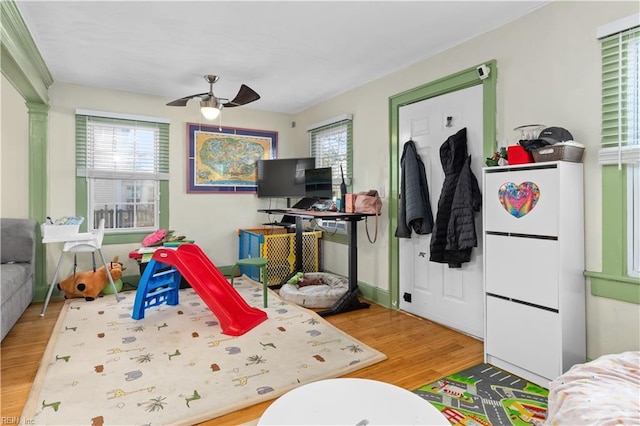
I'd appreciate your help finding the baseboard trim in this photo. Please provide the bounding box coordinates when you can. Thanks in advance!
[357,282,391,308]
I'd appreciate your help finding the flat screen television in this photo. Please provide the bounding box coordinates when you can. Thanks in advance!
[256,157,315,198]
[305,167,333,199]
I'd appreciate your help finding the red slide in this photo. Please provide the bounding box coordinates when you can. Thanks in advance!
[152,244,267,336]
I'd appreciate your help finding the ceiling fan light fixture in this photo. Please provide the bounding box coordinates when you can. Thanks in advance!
[200,98,221,120]
[167,75,259,116]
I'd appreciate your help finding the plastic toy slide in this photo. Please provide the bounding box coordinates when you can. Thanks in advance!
[148,244,267,336]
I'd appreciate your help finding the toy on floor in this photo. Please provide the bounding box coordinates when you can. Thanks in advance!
[288,272,324,287]
[57,256,125,301]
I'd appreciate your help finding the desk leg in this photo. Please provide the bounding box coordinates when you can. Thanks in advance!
[318,218,370,317]
[295,216,303,272]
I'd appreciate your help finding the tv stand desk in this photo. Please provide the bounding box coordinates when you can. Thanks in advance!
[258,208,372,317]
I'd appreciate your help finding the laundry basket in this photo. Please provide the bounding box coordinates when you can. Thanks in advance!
[532,142,585,163]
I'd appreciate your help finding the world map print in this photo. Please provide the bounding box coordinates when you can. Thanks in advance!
[195,131,270,187]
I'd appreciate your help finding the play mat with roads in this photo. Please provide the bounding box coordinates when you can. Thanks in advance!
[414,363,548,426]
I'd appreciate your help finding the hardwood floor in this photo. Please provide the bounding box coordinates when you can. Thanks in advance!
[1,296,483,425]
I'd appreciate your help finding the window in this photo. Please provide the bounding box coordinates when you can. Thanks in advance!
[308,115,353,234]
[589,15,640,302]
[600,24,640,163]
[309,114,353,198]
[600,23,640,277]
[76,110,169,235]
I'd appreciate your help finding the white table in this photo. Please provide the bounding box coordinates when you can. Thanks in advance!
[258,378,449,426]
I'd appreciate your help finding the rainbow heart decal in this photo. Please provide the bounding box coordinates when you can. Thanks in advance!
[498,181,540,218]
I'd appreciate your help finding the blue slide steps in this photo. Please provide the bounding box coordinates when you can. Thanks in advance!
[132,259,182,320]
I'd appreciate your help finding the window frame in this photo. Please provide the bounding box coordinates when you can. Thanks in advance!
[75,110,170,245]
[629,164,640,277]
[587,16,640,304]
[628,32,640,278]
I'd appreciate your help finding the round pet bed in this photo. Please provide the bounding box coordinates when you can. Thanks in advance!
[279,272,348,308]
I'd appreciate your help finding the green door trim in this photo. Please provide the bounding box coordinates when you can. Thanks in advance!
[387,61,497,310]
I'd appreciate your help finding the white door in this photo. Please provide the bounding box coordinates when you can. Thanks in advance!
[398,84,484,339]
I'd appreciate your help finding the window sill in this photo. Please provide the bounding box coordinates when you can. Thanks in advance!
[585,270,640,304]
[103,232,149,245]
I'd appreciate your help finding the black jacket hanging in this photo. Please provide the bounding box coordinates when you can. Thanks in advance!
[395,140,434,238]
[429,128,481,268]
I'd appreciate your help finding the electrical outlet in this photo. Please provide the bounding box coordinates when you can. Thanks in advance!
[378,185,385,198]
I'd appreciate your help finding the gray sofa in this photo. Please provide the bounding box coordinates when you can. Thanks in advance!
[1,218,37,341]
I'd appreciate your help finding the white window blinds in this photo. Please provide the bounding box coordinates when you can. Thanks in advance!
[599,23,640,166]
[76,114,170,180]
[308,114,353,190]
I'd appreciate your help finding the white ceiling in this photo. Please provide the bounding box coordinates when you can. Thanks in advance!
[16,1,548,114]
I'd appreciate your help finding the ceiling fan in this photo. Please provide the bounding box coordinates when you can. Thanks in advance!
[166,75,260,120]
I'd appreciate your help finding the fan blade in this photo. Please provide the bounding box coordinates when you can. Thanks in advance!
[223,84,260,108]
[166,92,209,107]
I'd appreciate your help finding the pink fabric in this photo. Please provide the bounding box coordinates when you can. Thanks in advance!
[142,229,167,247]
[546,351,640,425]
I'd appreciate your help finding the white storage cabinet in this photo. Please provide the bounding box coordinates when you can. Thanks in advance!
[482,161,586,387]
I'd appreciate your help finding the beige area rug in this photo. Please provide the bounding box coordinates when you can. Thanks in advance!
[22,276,386,425]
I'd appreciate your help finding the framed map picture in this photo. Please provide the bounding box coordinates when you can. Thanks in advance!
[187,123,277,193]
